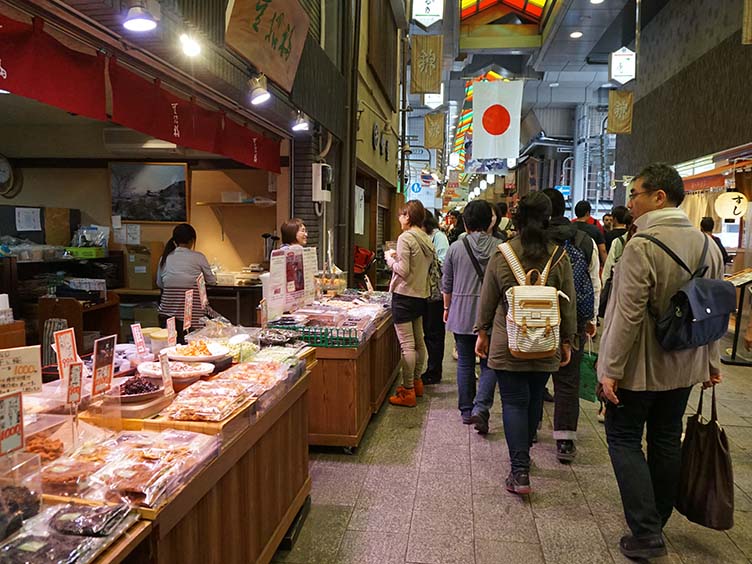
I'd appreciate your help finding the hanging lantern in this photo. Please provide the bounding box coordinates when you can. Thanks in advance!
[715,191,749,219]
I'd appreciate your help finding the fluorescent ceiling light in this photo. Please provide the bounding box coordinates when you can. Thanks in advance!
[123,4,157,32]
[249,74,271,106]
[570,31,583,39]
[590,0,605,4]
[180,34,201,57]
[480,180,488,191]
[292,113,309,132]
[486,174,495,184]
[549,82,560,88]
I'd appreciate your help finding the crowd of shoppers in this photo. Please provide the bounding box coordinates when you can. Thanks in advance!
[384,162,729,560]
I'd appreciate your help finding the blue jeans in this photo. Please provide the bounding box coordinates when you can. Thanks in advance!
[454,334,496,419]
[497,370,549,473]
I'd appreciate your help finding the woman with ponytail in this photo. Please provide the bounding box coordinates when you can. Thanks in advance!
[474,192,577,496]
[157,223,216,338]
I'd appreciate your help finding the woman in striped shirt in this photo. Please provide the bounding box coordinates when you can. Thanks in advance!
[157,223,216,339]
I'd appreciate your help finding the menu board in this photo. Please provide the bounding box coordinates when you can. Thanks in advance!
[0,345,42,394]
[0,391,23,455]
[54,328,77,384]
[92,335,116,397]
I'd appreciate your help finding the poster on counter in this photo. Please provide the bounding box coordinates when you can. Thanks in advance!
[66,362,82,406]
[267,249,287,321]
[184,290,194,330]
[54,328,78,385]
[0,345,42,394]
[92,335,116,397]
[197,272,209,308]
[0,391,22,455]
[284,246,305,311]
[303,247,318,305]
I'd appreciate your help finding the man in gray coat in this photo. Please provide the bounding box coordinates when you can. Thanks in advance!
[598,163,724,560]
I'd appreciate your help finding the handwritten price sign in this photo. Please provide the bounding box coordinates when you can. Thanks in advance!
[167,317,177,347]
[159,353,174,396]
[0,391,23,455]
[66,363,82,406]
[131,323,147,356]
[184,290,194,331]
[0,345,42,394]
[54,328,77,384]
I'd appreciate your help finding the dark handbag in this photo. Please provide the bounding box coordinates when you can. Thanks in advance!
[634,234,736,351]
[675,386,734,530]
[462,236,485,282]
[579,337,598,403]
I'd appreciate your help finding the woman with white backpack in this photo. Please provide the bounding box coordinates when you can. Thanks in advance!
[475,192,577,495]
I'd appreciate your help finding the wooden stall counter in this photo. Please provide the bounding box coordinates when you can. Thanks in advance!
[307,313,400,448]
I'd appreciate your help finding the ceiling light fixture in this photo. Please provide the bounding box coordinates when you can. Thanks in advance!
[0,90,9,95]
[590,0,605,4]
[248,74,271,106]
[480,180,488,191]
[179,34,201,57]
[549,82,560,88]
[570,31,583,39]
[474,187,481,196]
[292,113,310,132]
[486,174,495,184]
[123,1,157,32]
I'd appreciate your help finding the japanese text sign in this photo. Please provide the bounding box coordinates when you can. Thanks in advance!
[184,290,194,331]
[54,328,77,385]
[197,272,208,308]
[0,391,23,455]
[131,323,148,356]
[159,353,174,396]
[92,335,116,397]
[0,345,42,394]
[167,317,177,347]
[226,0,311,92]
[66,362,82,406]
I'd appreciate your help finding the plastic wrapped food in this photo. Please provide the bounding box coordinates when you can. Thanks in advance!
[25,435,65,463]
[0,533,93,564]
[163,380,255,422]
[1,486,40,520]
[49,504,130,537]
[218,362,287,392]
[41,459,103,496]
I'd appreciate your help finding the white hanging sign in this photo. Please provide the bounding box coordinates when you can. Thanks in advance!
[715,192,749,219]
[412,0,444,27]
[609,47,636,85]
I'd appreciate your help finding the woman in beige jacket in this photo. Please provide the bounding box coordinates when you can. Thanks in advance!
[385,200,436,407]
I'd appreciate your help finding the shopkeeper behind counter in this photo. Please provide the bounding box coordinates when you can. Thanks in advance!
[280,218,308,248]
[157,223,216,338]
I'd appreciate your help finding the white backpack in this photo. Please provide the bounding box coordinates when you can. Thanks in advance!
[499,243,568,359]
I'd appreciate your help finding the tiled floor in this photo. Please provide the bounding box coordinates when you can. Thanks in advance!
[274,335,752,563]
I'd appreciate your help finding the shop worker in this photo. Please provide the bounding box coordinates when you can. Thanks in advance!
[280,218,308,248]
[157,223,216,339]
[598,163,723,560]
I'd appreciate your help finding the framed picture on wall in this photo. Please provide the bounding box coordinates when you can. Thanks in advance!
[110,162,188,223]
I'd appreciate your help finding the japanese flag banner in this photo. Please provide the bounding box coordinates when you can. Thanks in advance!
[472,81,524,160]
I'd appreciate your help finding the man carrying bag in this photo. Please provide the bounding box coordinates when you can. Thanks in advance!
[598,163,726,560]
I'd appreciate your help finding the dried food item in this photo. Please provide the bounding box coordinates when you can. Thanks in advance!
[119,376,159,396]
[41,460,102,495]
[175,341,211,357]
[25,434,65,462]
[137,361,214,379]
[0,506,23,541]
[0,533,92,564]
[1,485,40,519]
[164,380,254,422]
[49,503,130,537]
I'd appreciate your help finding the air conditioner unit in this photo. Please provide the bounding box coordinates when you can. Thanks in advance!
[312,163,332,202]
[103,127,181,154]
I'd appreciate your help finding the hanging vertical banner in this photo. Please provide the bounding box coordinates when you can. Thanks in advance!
[424,113,446,149]
[744,0,752,45]
[225,0,311,92]
[607,90,634,134]
[411,35,443,94]
[472,81,523,160]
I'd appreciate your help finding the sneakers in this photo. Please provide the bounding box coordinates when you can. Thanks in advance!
[389,386,416,407]
[556,440,577,463]
[619,534,667,560]
[470,413,489,435]
[505,471,531,495]
[413,378,424,397]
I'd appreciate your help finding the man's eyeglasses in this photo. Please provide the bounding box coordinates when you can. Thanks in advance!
[628,189,657,201]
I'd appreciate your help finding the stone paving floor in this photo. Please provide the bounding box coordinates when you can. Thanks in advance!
[274,335,752,563]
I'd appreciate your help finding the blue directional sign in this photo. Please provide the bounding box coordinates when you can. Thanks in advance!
[410,182,422,194]
[554,185,571,198]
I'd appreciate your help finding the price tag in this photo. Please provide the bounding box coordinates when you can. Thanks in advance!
[54,328,77,384]
[184,290,194,331]
[92,335,116,397]
[197,273,208,308]
[66,363,82,406]
[159,353,174,396]
[131,323,147,356]
[0,345,42,394]
[0,390,23,455]
[167,318,177,347]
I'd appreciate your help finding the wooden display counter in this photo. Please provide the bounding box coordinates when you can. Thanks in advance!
[77,349,316,564]
[307,314,400,448]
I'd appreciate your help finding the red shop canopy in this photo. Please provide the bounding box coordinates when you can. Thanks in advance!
[0,14,281,173]
[0,15,106,121]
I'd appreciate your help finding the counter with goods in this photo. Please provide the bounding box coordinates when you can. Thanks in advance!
[0,321,317,564]
[269,290,400,448]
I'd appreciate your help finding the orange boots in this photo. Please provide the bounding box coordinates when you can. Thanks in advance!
[414,378,424,397]
[389,386,417,407]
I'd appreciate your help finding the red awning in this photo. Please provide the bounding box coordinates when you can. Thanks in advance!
[683,161,752,192]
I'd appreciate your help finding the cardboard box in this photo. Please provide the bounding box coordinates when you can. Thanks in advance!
[125,246,154,290]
